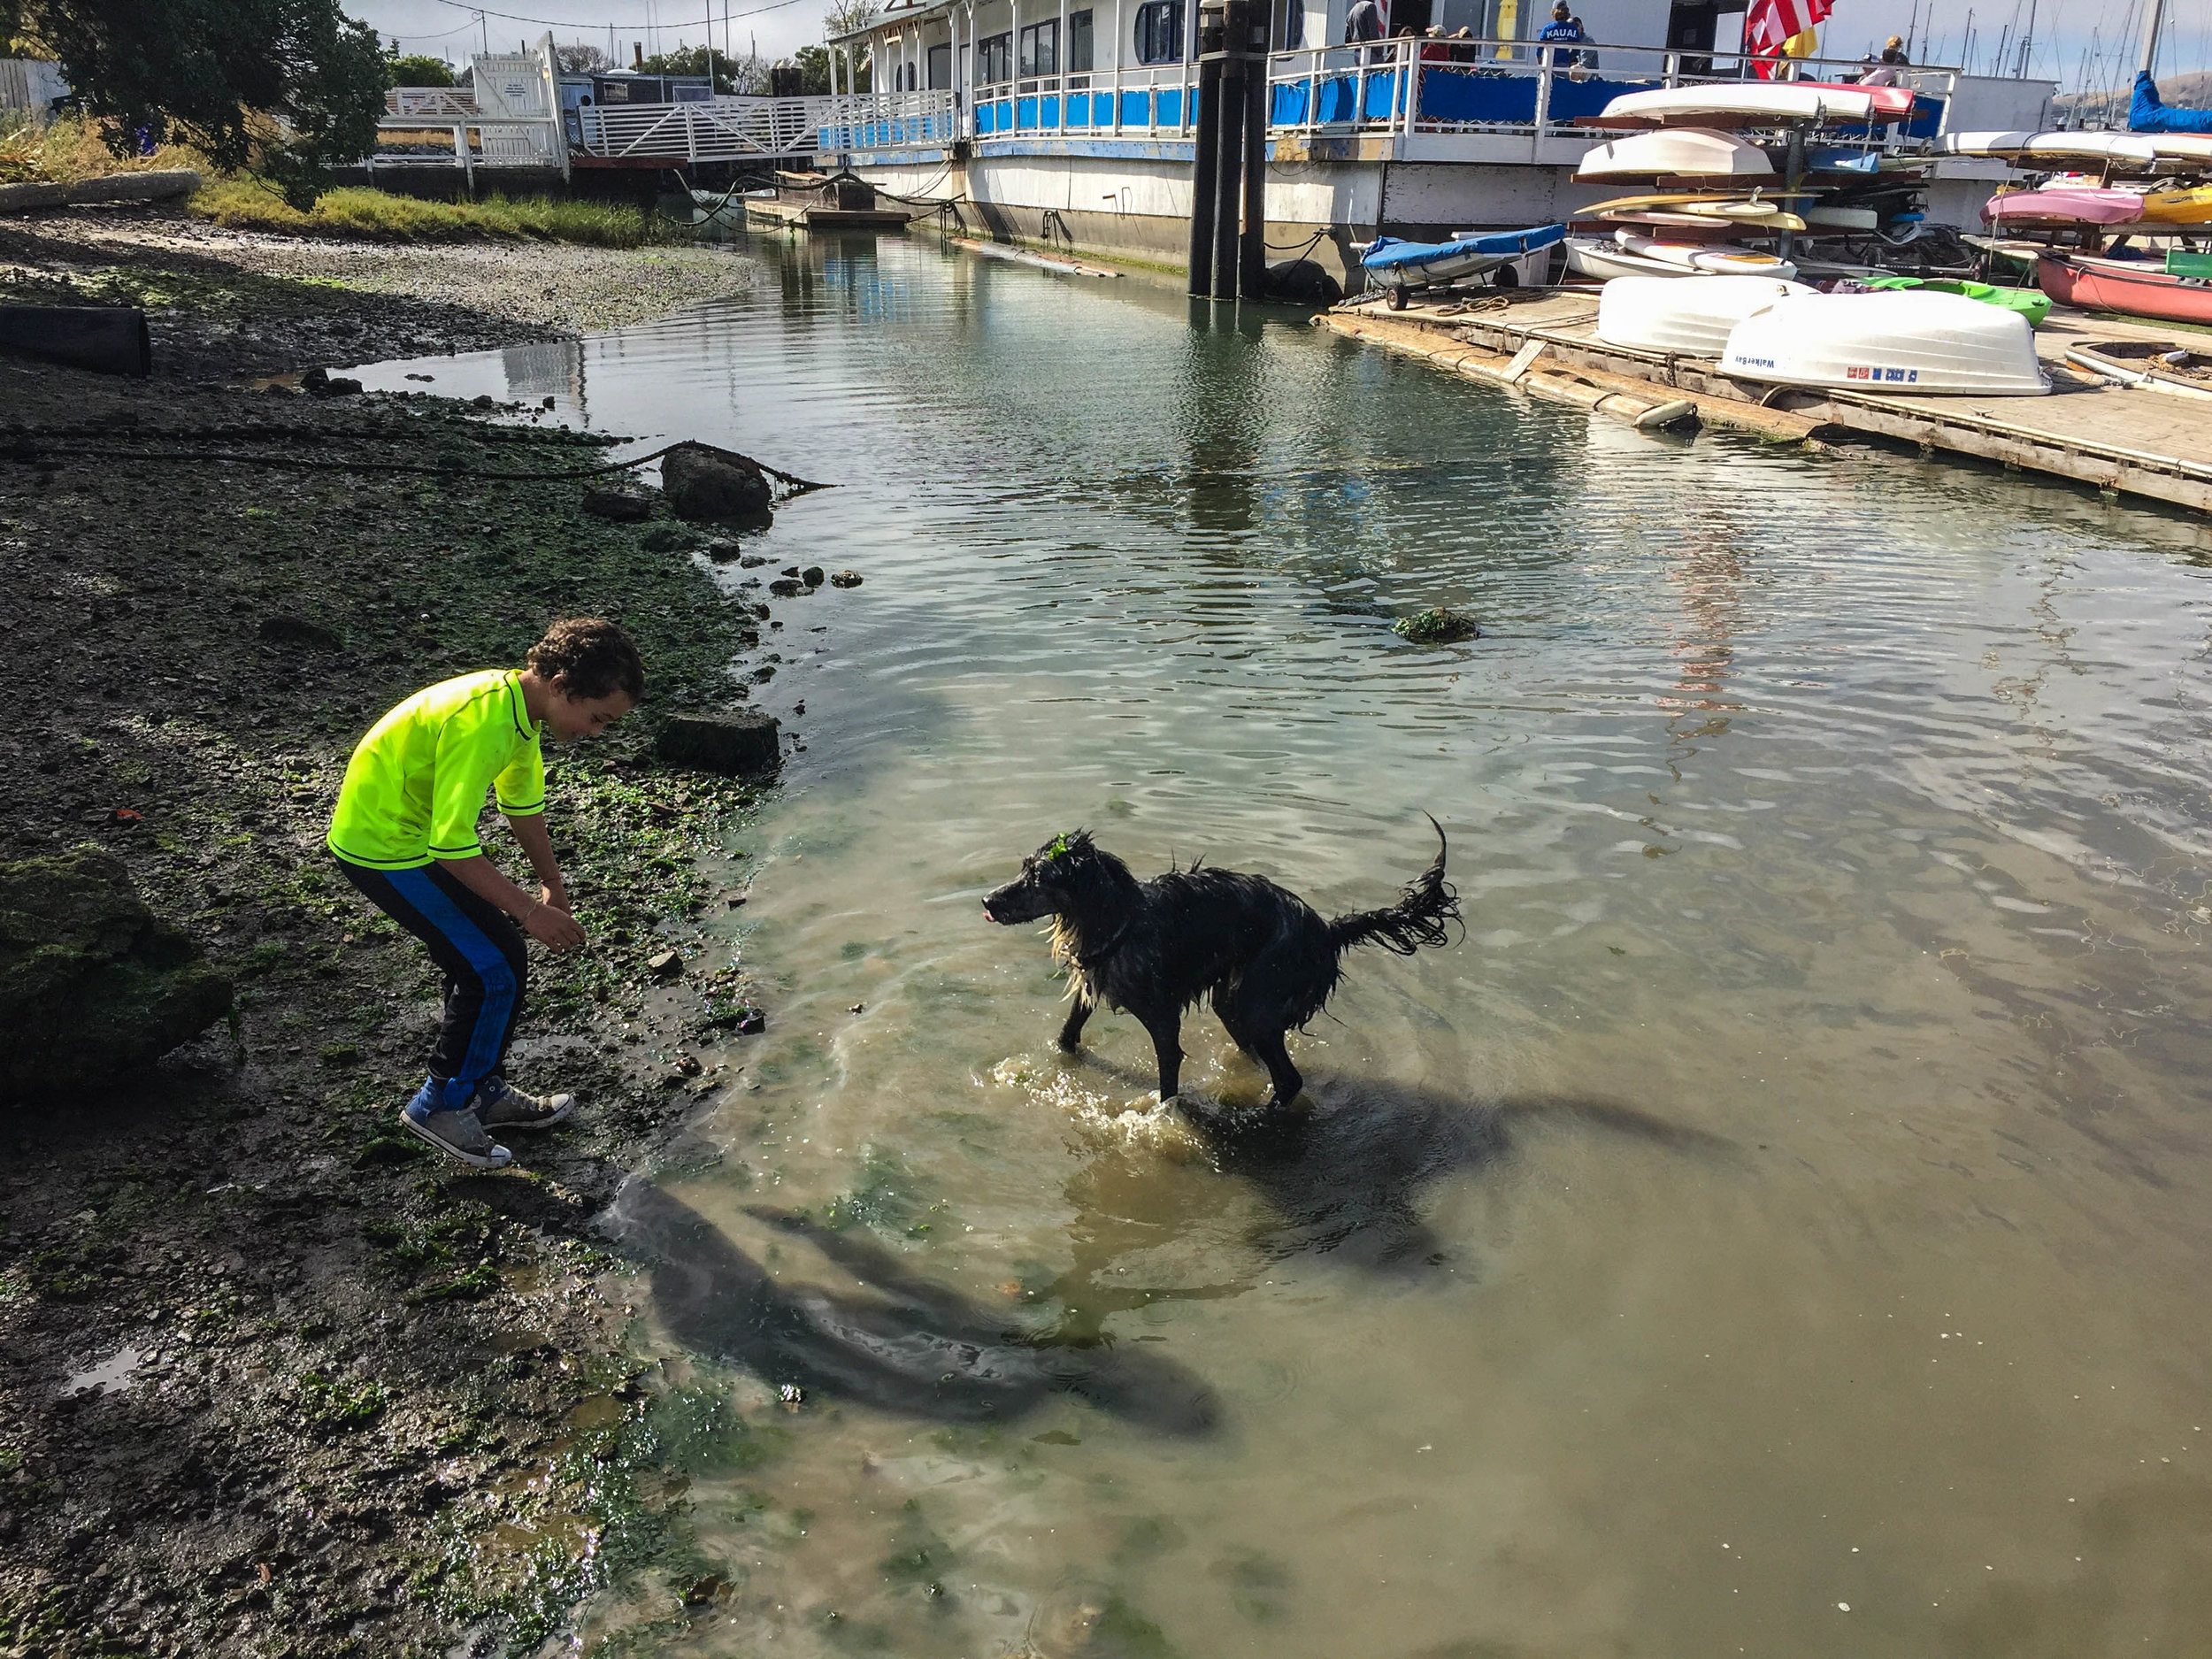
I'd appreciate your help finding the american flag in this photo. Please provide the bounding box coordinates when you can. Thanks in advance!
[1744,0,1834,59]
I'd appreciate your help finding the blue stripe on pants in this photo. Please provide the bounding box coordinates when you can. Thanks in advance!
[337,858,526,1113]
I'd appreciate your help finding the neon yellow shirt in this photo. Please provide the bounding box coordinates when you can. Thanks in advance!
[327,670,545,869]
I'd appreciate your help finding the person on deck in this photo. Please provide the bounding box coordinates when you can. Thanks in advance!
[1538,3,1589,69]
[1344,0,1386,61]
[1860,34,1909,85]
[326,618,641,1169]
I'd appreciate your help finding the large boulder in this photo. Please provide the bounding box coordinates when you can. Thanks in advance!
[655,711,781,775]
[0,848,234,1101]
[661,442,773,524]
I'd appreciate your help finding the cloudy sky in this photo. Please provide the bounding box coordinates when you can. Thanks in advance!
[343,0,2203,97]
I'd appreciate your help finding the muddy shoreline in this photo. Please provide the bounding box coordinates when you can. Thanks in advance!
[1,207,791,1655]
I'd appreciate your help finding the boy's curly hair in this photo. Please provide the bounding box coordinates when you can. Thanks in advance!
[527,618,645,702]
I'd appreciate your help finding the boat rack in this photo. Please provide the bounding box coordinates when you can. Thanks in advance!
[1318,289,2212,516]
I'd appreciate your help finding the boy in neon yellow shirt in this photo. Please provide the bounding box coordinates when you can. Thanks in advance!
[329,618,642,1168]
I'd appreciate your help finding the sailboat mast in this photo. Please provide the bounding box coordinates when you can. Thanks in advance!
[2140,0,2166,78]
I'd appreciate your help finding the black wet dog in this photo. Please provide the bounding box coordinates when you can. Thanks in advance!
[982,819,1460,1108]
[611,1182,1219,1435]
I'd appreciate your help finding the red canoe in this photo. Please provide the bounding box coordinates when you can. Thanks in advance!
[2038,250,2212,325]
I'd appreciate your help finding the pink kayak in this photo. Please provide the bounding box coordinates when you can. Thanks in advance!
[1793,81,1916,119]
[1984,187,2144,227]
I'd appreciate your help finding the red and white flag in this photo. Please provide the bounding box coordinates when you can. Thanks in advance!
[1744,0,1834,60]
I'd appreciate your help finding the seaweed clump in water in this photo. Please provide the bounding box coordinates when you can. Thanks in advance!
[1391,607,1482,645]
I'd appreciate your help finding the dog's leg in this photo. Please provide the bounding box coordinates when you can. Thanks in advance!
[1057,1000,1092,1052]
[1140,1012,1184,1105]
[1249,1025,1305,1111]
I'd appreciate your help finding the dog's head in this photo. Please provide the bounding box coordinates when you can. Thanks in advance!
[982,830,1109,925]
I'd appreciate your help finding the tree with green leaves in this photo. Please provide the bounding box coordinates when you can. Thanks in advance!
[384,52,455,89]
[0,0,386,208]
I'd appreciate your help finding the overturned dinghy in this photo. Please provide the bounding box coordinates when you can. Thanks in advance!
[1363,224,1563,308]
[1596,274,1813,357]
[1722,291,2051,396]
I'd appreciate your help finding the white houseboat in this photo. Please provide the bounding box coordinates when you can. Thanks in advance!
[818,0,2055,279]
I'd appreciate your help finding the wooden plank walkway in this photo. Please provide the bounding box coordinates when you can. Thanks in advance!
[1317,289,2212,514]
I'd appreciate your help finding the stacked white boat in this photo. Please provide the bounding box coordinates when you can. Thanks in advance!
[1565,81,1924,283]
[1568,81,2051,396]
[1594,274,2050,396]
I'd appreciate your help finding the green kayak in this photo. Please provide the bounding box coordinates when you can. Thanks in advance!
[1863,274,2053,328]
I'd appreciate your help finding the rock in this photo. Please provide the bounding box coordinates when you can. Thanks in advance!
[828,570,863,588]
[767,580,804,597]
[300,369,361,397]
[702,538,743,561]
[801,566,825,588]
[257,615,344,650]
[739,555,768,569]
[661,441,772,524]
[640,524,695,554]
[0,848,234,1102]
[471,394,495,410]
[654,711,781,776]
[322,378,363,397]
[648,949,683,980]
[581,487,654,522]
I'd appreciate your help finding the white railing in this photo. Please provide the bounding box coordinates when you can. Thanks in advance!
[371,117,564,176]
[816,87,958,151]
[571,95,839,160]
[940,37,1963,151]
[387,86,479,118]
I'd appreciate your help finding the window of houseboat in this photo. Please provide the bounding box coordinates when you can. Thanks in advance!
[1069,10,1095,72]
[977,30,1013,83]
[1018,19,1058,76]
[927,42,951,88]
[1133,0,1185,63]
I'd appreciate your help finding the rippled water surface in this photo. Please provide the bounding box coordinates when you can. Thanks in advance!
[357,235,2212,1656]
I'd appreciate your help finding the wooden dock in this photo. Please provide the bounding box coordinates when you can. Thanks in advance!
[741,196,913,229]
[1316,289,2212,515]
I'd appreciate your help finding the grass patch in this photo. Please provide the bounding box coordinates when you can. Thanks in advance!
[187,181,682,248]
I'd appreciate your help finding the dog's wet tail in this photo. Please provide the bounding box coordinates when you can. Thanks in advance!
[1325,815,1460,957]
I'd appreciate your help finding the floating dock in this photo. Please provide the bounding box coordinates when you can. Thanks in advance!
[741,196,913,229]
[1317,290,2212,515]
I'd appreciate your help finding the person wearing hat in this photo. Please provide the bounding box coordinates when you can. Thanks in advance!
[1537,0,1589,69]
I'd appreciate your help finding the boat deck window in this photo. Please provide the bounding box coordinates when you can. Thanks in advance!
[1069,10,1095,72]
[1019,20,1058,77]
[977,30,1012,84]
[1133,0,1185,64]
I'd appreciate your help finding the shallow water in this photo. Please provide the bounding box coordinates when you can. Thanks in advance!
[355,237,2212,1656]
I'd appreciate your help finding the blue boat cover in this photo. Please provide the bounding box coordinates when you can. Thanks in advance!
[1446,222,1566,255]
[1362,223,1563,271]
[2132,69,2212,134]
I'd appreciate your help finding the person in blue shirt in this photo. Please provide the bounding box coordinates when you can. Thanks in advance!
[1538,2,1589,67]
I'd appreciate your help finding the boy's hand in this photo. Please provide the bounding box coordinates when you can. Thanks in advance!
[540,879,572,915]
[523,901,588,953]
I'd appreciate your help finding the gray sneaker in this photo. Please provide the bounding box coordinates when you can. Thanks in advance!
[475,1078,574,1133]
[400,1105,514,1170]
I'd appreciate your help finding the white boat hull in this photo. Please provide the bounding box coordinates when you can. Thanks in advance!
[1603,83,1880,126]
[1721,291,2051,396]
[1595,274,1814,357]
[1573,128,1776,182]
[1566,236,1799,283]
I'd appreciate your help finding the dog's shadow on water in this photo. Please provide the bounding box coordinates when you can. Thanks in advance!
[608,1181,1222,1435]
[1065,1056,1739,1273]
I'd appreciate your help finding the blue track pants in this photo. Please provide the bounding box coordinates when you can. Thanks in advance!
[335,858,527,1112]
